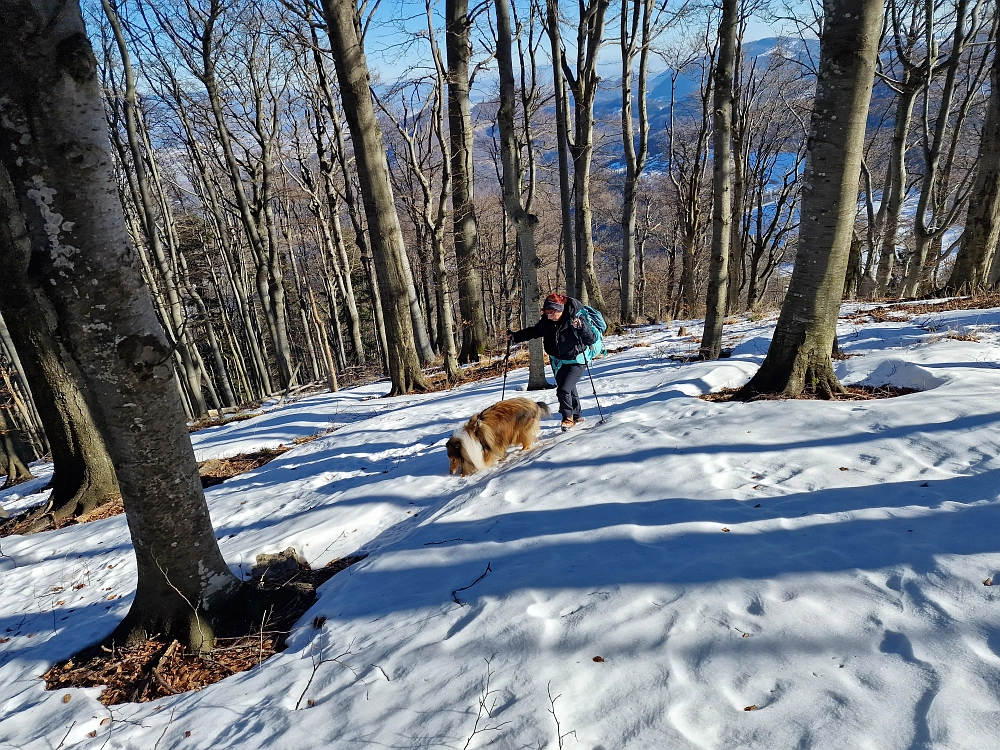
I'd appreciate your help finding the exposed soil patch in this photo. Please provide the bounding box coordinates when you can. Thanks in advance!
[701,384,920,403]
[42,554,366,705]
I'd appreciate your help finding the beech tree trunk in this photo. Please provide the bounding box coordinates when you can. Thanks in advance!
[446,0,490,362]
[545,0,577,297]
[496,0,549,390]
[949,49,1000,291]
[700,0,737,359]
[619,0,655,325]
[0,0,277,650]
[320,0,430,395]
[873,82,918,296]
[0,288,120,526]
[564,0,610,314]
[900,0,974,298]
[738,0,884,398]
[0,409,34,489]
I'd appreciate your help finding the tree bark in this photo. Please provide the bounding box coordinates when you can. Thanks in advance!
[446,0,490,362]
[738,0,884,398]
[0,285,120,526]
[0,0,278,649]
[700,0,738,359]
[496,0,549,391]
[320,0,430,395]
[619,0,655,325]
[564,0,610,314]
[873,82,918,296]
[545,0,577,297]
[900,0,973,298]
[949,49,1000,291]
[0,408,34,489]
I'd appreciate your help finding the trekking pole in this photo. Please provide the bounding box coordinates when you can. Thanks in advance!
[584,358,606,424]
[500,337,513,401]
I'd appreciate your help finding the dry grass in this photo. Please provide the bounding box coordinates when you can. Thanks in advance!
[945,329,981,342]
[842,292,1000,324]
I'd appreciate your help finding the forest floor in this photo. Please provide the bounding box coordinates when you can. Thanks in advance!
[3,297,1000,749]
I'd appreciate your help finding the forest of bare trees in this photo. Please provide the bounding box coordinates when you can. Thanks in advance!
[1,0,999,644]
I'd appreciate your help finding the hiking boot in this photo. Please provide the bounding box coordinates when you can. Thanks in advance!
[560,419,575,432]
[573,416,585,424]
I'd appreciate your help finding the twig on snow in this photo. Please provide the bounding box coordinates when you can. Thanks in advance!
[462,655,510,749]
[547,682,577,750]
[451,562,492,606]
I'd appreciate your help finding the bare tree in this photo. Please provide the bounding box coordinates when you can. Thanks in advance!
[447,0,491,362]
[900,0,988,296]
[619,0,663,324]
[949,38,1000,290]
[700,0,738,358]
[0,0,281,649]
[738,0,885,397]
[496,0,550,390]
[320,0,430,394]
[666,49,713,318]
[563,0,611,313]
[544,0,577,296]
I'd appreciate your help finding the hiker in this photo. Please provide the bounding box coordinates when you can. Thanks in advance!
[508,293,599,432]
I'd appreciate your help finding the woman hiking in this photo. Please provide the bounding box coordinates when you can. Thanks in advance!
[508,293,598,432]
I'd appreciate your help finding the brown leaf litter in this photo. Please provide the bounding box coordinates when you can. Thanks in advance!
[42,554,366,705]
[700,385,920,403]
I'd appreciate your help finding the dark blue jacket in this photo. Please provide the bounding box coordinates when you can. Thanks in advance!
[511,297,597,362]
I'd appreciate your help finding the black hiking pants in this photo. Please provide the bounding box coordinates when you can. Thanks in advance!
[555,363,585,421]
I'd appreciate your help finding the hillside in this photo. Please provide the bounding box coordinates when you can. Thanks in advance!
[2,301,1000,749]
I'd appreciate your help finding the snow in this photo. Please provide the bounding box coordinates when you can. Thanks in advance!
[3,305,1000,749]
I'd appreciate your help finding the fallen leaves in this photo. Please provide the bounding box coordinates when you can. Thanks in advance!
[985,577,993,586]
[744,705,757,711]
[42,555,367,705]
[592,656,605,663]
[721,528,731,533]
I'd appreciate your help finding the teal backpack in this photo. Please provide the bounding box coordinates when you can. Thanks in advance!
[552,306,607,372]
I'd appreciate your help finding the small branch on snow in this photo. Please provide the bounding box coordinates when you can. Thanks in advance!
[451,562,492,606]
[547,682,577,750]
[462,655,510,749]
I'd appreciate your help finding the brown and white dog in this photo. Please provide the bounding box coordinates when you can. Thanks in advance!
[447,398,551,476]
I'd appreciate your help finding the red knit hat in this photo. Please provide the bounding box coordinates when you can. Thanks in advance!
[543,293,567,312]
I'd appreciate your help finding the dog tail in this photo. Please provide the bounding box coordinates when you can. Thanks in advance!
[535,401,551,417]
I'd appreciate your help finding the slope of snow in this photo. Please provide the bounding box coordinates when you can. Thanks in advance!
[2,308,1000,749]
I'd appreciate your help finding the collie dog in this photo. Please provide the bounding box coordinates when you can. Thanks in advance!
[447,398,551,476]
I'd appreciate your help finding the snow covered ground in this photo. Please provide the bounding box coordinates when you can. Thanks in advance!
[3,304,1000,749]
